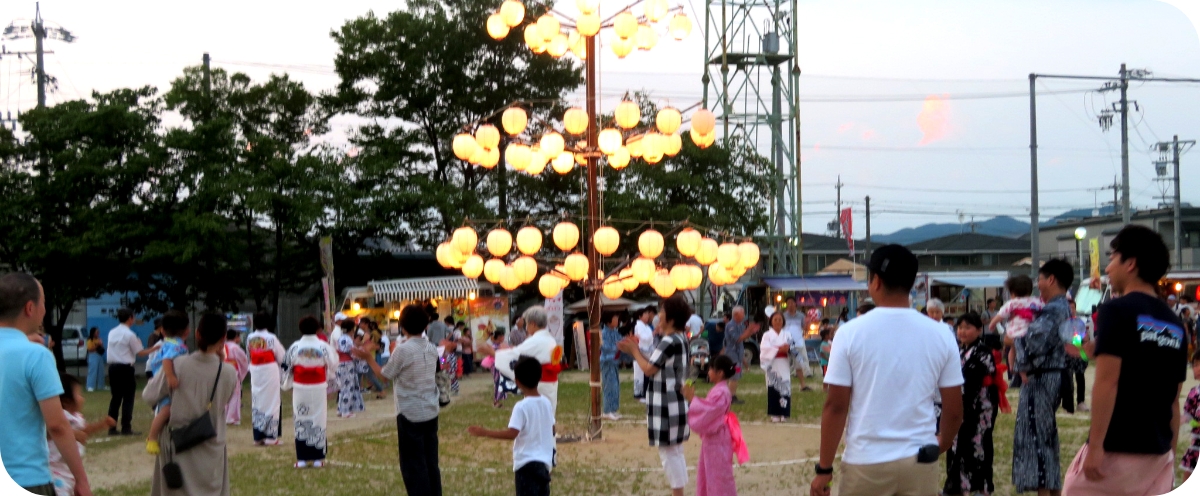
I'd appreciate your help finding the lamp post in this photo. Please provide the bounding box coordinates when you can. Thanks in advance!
[1074,227,1087,287]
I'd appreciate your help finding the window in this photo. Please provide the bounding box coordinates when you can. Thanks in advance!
[980,254,998,266]
[938,255,970,266]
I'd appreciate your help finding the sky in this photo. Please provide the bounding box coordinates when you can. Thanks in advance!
[2,0,1199,237]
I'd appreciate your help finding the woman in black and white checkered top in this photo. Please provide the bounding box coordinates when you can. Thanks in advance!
[619,294,692,496]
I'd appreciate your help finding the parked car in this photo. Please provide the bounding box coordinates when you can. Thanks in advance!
[61,325,87,364]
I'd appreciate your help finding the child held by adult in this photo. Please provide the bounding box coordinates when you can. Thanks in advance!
[145,311,190,455]
[48,374,115,496]
[468,356,556,496]
[682,355,747,496]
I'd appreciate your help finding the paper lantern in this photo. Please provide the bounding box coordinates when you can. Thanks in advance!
[467,145,484,165]
[655,107,682,135]
[564,252,589,281]
[452,134,478,161]
[526,148,548,175]
[499,265,520,291]
[513,256,538,284]
[577,0,599,15]
[547,33,569,57]
[709,262,728,286]
[540,132,565,157]
[717,242,741,268]
[729,262,747,279]
[505,144,531,171]
[676,228,701,257]
[452,227,477,253]
[641,132,664,164]
[692,108,716,135]
[568,30,586,59]
[635,24,658,50]
[687,264,703,289]
[627,136,644,158]
[611,35,634,58]
[436,242,454,268]
[462,254,484,278]
[577,13,601,37]
[486,228,512,257]
[669,12,691,40]
[448,248,468,269]
[500,0,525,26]
[553,222,579,251]
[615,100,641,129]
[695,237,718,265]
[598,128,623,155]
[551,151,574,174]
[689,127,715,149]
[475,124,500,150]
[670,265,691,291]
[554,265,570,288]
[516,226,542,255]
[538,274,561,298]
[502,107,527,135]
[653,269,676,297]
[524,24,546,52]
[487,14,509,40]
[738,241,760,269]
[603,277,624,299]
[563,107,589,135]
[638,229,664,258]
[537,14,561,42]
[574,151,587,166]
[632,256,656,284]
[479,147,500,168]
[484,258,505,284]
[620,267,638,291]
[644,0,669,22]
[613,11,637,39]
[608,146,630,170]
[663,132,682,156]
[593,226,620,256]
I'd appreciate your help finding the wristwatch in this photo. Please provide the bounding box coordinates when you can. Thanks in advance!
[814,463,834,475]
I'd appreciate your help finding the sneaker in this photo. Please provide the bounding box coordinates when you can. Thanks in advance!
[87,388,94,392]
[1077,402,1091,413]
[146,439,160,455]
[600,413,620,421]
[638,398,648,405]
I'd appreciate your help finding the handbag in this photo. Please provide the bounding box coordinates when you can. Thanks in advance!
[169,361,223,453]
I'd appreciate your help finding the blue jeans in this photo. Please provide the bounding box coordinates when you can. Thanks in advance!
[86,353,106,390]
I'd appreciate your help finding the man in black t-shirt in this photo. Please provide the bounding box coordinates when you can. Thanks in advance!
[1063,225,1186,495]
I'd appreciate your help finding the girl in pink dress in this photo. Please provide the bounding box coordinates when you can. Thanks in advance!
[683,355,748,496]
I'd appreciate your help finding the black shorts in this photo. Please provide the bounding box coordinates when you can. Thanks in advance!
[515,461,551,496]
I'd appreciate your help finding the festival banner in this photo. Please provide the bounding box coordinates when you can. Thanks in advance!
[1089,238,1101,282]
[840,207,855,254]
[469,296,510,354]
[545,291,564,347]
[319,236,335,328]
[572,320,589,371]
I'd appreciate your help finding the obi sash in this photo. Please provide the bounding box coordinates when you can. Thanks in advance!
[293,365,327,385]
[250,349,276,365]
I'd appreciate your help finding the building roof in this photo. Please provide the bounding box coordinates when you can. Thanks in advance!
[906,232,1029,254]
[800,232,858,253]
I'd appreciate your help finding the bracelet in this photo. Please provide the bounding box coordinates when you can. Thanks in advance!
[814,463,834,475]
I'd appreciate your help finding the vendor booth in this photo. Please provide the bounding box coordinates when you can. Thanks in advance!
[761,274,868,337]
[339,276,497,348]
[922,271,1010,315]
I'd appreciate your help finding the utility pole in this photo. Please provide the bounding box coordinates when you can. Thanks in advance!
[1153,136,1196,268]
[3,3,74,109]
[202,53,212,120]
[835,175,843,237]
[1119,64,1130,224]
[864,196,871,261]
[1029,74,1040,280]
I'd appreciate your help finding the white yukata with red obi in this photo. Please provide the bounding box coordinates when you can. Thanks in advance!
[495,330,563,415]
[283,335,338,462]
[247,329,287,443]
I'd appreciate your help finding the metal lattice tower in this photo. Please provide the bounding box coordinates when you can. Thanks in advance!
[702,0,801,275]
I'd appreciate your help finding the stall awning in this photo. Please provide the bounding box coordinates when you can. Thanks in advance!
[369,276,480,302]
[929,274,1009,288]
[763,275,867,292]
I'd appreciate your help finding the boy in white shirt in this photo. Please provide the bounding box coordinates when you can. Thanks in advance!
[468,356,556,496]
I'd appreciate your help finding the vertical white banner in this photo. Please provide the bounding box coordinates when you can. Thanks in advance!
[545,291,564,347]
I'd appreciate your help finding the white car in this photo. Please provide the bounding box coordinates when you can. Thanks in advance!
[60,325,88,364]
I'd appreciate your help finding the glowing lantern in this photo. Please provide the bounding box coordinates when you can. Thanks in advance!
[462,254,484,278]
[453,134,478,161]
[644,0,669,22]
[632,256,656,284]
[564,252,589,281]
[468,146,484,165]
[479,147,500,168]
[525,24,546,52]
[676,228,701,257]
[547,33,569,57]
[487,14,509,40]
[505,144,531,171]
[598,128,622,155]
[539,274,561,298]
[687,264,703,289]
[695,237,718,265]
[670,265,690,291]
[540,132,565,157]
[620,268,638,291]
[452,227,477,253]
[475,124,500,150]
[577,0,599,14]
[551,152,574,174]
[652,269,676,297]
[613,11,637,39]
[663,133,682,156]
[516,226,542,255]
[615,100,641,129]
[574,151,587,166]
[502,107,528,135]
[611,36,634,58]
[641,132,664,164]
[709,262,728,286]
[484,259,505,284]
[513,256,538,283]
[656,107,682,135]
[563,107,589,135]
[627,136,644,158]
[738,241,760,269]
[526,148,548,175]
[593,226,620,256]
[729,262,747,279]
[692,108,716,135]
[436,242,454,268]
[638,229,664,258]
[486,228,512,257]
[500,0,525,26]
[635,24,658,50]
[537,14,561,42]
[603,277,624,299]
[689,127,715,149]
[577,13,601,37]
[499,265,521,291]
[717,242,741,268]
[669,12,691,40]
[448,247,469,269]
[569,31,587,59]
[553,222,580,251]
[554,265,570,288]
[608,146,630,170]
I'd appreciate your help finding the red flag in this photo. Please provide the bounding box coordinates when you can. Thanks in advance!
[839,207,854,254]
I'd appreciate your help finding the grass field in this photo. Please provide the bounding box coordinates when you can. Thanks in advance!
[79,367,1192,495]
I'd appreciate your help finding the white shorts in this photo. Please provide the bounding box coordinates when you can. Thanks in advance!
[658,444,688,489]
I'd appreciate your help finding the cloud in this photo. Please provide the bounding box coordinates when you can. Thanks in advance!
[916,95,951,145]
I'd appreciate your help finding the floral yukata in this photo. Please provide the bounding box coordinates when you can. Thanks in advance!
[335,333,366,417]
[1182,384,1200,473]
[945,340,999,495]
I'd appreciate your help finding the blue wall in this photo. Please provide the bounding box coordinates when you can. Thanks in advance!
[86,292,157,360]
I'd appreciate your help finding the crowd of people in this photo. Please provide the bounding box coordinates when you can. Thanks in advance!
[0,222,1195,496]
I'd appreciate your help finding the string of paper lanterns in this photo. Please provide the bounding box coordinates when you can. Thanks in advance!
[486,0,691,60]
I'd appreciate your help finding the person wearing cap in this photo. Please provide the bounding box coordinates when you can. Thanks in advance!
[810,244,963,496]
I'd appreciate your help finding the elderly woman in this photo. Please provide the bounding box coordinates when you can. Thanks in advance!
[760,312,792,422]
[496,306,564,414]
[143,313,238,496]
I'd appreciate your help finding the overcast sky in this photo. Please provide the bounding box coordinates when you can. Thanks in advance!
[2,0,1199,236]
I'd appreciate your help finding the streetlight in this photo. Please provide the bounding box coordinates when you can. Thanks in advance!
[1075,227,1087,287]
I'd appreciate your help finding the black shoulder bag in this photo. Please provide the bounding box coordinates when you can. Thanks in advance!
[169,361,223,453]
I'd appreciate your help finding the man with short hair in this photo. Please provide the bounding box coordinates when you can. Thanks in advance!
[722,306,755,404]
[426,314,449,346]
[0,273,93,496]
[1062,225,1186,495]
[106,307,151,436]
[811,245,963,496]
[684,310,703,340]
[496,306,565,414]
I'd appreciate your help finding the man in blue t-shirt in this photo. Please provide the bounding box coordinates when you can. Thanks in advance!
[0,273,92,496]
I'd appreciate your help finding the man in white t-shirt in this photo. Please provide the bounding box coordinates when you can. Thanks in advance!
[684,312,703,340]
[811,244,964,496]
[633,307,656,403]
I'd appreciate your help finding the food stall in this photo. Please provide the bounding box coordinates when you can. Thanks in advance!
[923,271,1011,315]
[339,276,489,340]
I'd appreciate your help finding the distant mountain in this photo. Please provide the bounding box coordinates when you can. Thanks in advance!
[1048,206,1116,223]
[874,216,1030,245]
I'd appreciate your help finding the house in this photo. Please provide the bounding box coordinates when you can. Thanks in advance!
[906,232,1030,273]
[1037,207,1200,272]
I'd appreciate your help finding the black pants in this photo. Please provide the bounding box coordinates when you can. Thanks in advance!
[107,363,136,433]
[397,414,442,496]
[462,353,474,375]
[22,483,55,496]
[515,462,551,496]
[1074,368,1086,404]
